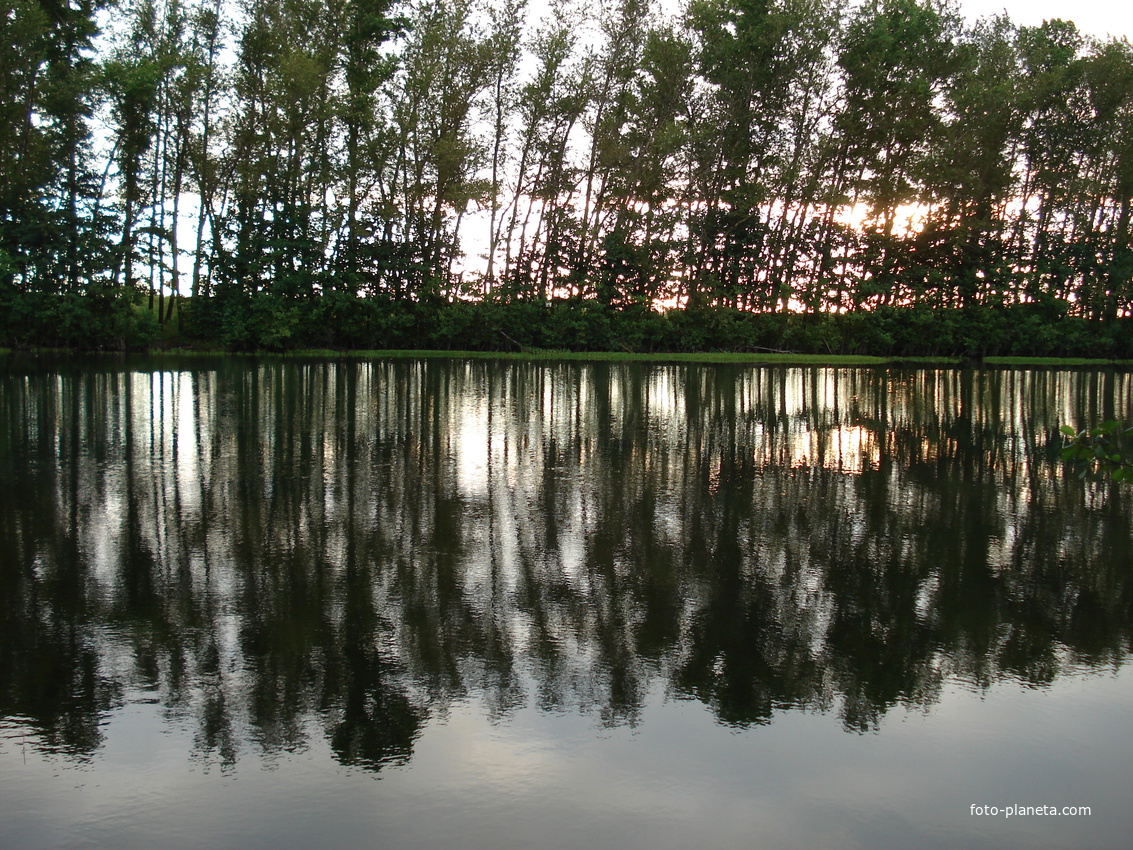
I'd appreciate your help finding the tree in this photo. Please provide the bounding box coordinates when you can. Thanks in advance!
[334,0,403,295]
[218,0,340,306]
[387,0,495,298]
[1,0,110,297]
[901,14,1023,309]
[498,0,594,302]
[831,0,961,308]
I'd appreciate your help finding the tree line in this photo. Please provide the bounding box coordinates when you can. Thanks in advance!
[3,0,1133,351]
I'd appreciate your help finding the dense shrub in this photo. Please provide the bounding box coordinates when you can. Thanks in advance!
[0,287,159,349]
[12,288,1133,358]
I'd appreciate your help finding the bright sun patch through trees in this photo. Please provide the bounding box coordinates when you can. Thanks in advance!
[3,0,1133,352]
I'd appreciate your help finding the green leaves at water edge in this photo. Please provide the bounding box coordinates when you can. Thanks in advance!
[1061,420,1133,481]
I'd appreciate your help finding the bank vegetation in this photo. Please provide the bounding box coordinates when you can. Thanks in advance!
[3,0,1133,354]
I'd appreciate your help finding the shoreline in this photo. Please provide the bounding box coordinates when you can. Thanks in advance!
[4,347,1133,368]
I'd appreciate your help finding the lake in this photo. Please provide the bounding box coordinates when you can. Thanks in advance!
[1,356,1130,849]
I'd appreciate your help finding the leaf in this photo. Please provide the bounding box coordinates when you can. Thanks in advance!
[1059,425,1076,436]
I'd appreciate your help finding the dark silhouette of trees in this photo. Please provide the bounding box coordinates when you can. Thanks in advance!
[3,0,1133,349]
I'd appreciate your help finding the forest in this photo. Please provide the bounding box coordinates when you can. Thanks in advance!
[3,0,1133,355]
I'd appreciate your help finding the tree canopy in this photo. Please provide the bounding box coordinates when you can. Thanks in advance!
[3,0,1133,350]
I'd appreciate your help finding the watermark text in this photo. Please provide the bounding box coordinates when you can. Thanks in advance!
[970,804,1091,818]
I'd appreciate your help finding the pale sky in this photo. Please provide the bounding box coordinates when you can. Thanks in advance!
[958,0,1133,41]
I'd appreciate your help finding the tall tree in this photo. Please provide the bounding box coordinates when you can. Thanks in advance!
[387,0,495,298]
[334,0,402,295]
[498,0,593,301]
[831,0,961,308]
[684,0,837,309]
[218,0,339,308]
[925,14,1023,307]
[1,0,109,296]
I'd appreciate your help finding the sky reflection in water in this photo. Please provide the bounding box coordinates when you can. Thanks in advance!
[0,357,1130,848]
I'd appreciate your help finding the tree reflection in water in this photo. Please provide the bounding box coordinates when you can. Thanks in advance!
[0,358,1129,769]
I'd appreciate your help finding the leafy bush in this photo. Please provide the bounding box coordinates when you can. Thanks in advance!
[164,290,1133,358]
[0,287,159,349]
[1061,422,1133,482]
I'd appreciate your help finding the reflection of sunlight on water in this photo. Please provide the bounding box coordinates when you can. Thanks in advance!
[456,394,490,497]
[180,389,204,514]
[647,368,684,424]
[987,521,1018,573]
[828,425,877,474]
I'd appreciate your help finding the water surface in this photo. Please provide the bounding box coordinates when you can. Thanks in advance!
[1,357,1130,848]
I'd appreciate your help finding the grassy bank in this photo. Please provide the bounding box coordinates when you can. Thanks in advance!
[136,348,1133,367]
[6,293,1133,361]
[981,356,1133,367]
[200,348,962,366]
[174,297,1133,360]
[7,345,1133,367]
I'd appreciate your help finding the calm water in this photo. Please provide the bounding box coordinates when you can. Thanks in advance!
[1,356,1131,849]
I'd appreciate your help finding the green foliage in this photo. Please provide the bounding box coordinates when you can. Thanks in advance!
[0,286,159,349]
[165,294,1133,358]
[1061,421,1133,482]
[8,0,1133,350]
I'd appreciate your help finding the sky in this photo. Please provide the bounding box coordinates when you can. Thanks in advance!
[958,0,1133,41]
